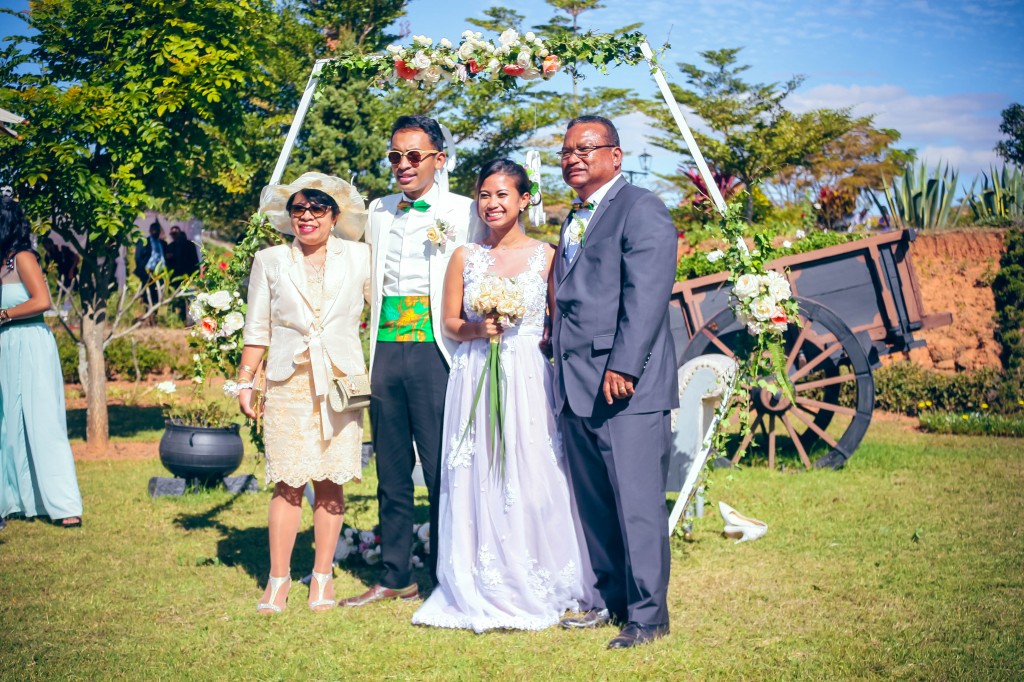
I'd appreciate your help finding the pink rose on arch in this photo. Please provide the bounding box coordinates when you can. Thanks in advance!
[542,54,561,77]
[394,59,419,80]
[502,64,525,77]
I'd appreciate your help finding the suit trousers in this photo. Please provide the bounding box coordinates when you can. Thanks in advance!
[559,407,672,626]
[370,341,448,588]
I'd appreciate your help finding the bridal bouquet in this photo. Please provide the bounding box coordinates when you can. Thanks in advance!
[732,270,796,336]
[460,275,527,478]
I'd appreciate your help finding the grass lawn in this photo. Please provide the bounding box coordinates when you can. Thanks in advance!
[1,419,1021,680]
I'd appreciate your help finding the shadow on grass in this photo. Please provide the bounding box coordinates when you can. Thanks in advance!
[171,489,424,591]
[66,405,165,440]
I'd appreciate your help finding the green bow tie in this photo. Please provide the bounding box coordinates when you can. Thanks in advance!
[570,199,595,213]
[398,198,431,213]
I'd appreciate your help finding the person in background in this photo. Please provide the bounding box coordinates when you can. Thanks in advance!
[166,225,201,322]
[0,196,84,529]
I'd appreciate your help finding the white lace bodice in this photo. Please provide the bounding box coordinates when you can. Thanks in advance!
[462,243,548,337]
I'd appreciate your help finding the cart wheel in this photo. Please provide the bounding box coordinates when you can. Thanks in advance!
[680,297,874,470]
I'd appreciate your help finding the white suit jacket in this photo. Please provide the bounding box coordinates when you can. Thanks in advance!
[243,236,370,400]
[365,190,480,373]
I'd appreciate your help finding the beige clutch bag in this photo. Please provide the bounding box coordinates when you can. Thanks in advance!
[328,373,371,413]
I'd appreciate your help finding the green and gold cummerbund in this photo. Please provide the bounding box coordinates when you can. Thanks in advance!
[378,295,434,342]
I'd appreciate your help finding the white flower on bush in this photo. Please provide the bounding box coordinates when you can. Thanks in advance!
[764,270,791,302]
[362,549,380,565]
[458,41,475,60]
[525,31,536,42]
[222,311,245,335]
[419,65,443,84]
[438,37,452,49]
[707,249,725,263]
[782,240,792,249]
[155,381,177,395]
[343,527,356,541]
[359,530,376,545]
[795,229,806,239]
[411,555,424,568]
[412,34,432,47]
[416,522,430,544]
[206,290,233,311]
[751,296,777,322]
[386,44,403,56]
[734,273,762,301]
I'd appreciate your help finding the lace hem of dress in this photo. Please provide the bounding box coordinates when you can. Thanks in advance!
[264,465,361,488]
[411,608,576,633]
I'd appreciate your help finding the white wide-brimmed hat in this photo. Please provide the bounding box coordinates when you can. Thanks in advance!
[259,172,366,241]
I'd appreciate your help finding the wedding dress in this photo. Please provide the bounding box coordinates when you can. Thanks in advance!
[412,242,594,632]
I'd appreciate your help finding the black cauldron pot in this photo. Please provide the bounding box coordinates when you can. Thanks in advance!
[158,420,244,484]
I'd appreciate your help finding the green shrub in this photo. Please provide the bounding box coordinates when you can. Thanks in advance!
[54,328,79,383]
[872,362,1024,416]
[992,224,1024,369]
[104,337,173,380]
[918,411,1024,437]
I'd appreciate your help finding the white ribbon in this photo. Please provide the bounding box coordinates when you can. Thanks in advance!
[524,150,545,227]
[435,123,457,194]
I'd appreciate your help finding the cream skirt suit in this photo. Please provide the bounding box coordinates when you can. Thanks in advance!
[243,235,370,487]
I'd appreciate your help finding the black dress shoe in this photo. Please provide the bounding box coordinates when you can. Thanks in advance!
[559,608,613,629]
[607,622,670,649]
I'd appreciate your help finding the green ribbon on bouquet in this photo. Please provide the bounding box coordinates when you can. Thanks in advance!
[456,335,508,480]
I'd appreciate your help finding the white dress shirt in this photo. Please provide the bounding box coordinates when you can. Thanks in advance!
[382,184,440,297]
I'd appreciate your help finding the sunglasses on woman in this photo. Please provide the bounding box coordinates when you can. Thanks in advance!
[387,149,440,166]
[288,203,331,219]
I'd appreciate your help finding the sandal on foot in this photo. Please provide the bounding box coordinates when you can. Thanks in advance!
[257,575,291,614]
[60,517,82,529]
[309,570,335,611]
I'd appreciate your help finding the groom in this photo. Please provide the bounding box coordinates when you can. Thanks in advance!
[549,116,679,648]
[341,115,478,606]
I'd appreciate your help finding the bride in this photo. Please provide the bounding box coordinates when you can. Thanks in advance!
[412,159,594,632]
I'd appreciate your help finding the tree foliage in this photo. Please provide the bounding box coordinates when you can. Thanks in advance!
[641,47,856,220]
[0,0,294,448]
[995,102,1024,168]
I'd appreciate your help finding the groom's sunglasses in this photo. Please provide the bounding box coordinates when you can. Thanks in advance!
[387,149,440,166]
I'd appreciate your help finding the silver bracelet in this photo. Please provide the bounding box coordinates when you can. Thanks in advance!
[223,380,255,397]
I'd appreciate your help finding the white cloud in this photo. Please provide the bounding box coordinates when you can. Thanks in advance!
[788,84,1008,179]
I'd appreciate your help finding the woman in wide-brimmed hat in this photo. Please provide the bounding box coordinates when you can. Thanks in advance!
[235,172,369,613]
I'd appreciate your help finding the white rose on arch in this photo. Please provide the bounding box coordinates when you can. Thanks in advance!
[411,50,431,70]
[222,311,245,335]
[206,290,233,311]
[499,29,519,47]
[751,296,777,322]
[764,270,792,302]
[733,273,761,301]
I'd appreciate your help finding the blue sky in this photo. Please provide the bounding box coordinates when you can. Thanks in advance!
[3,0,1022,193]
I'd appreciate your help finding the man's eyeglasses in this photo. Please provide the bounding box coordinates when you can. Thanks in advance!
[387,149,440,166]
[289,203,331,219]
[558,144,617,160]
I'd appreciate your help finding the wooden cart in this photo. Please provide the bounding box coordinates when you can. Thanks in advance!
[668,228,952,469]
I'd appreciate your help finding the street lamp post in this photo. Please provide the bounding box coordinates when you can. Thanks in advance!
[623,149,653,184]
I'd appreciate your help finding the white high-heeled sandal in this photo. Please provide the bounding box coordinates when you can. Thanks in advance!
[719,501,768,544]
[309,570,335,611]
[257,575,291,614]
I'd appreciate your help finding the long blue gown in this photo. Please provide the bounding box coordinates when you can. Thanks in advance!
[0,276,83,521]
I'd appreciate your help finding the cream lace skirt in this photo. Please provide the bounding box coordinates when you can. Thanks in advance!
[263,364,362,487]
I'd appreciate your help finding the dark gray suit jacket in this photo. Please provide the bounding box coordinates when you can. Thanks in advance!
[552,177,679,418]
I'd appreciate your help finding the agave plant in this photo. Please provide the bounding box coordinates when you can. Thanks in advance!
[882,161,959,229]
[964,165,1023,224]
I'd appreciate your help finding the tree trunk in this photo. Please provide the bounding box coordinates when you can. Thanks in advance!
[745,191,755,222]
[81,313,109,453]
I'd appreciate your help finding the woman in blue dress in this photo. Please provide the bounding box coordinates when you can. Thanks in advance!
[0,196,83,527]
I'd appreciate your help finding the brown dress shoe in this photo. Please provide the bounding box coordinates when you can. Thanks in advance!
[559,608,613,629]
[338,583,419,607]
[607,622,669,649]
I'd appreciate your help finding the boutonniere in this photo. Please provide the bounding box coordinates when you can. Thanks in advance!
[426,219,456,249]
[566,215,585,247]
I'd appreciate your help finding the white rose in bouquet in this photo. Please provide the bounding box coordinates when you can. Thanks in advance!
[358,530,376,545]
[734,274,761,301]
[362,549,380,565]
[206,290,233,311]
[416,522,430,543]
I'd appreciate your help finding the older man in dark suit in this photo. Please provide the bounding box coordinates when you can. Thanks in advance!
[548,116,679,649]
